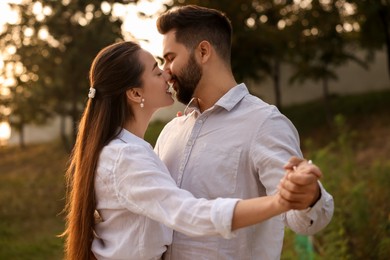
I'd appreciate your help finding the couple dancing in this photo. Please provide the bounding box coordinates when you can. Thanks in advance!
[62,5,334,260]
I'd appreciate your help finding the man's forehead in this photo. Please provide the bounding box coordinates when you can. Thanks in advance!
[162,30,177,46]
[162,31,183,55]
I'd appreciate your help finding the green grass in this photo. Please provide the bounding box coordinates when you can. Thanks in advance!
[0,142,67,259]
[1,88,389,259]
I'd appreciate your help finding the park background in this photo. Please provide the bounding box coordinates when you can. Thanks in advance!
[0,0,389,259]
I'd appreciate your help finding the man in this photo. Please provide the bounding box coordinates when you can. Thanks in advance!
[154,5,334,259]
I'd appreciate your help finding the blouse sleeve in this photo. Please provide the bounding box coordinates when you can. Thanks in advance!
[111,144,240,239]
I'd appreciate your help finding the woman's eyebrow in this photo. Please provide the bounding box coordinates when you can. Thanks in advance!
[152,62,158,71]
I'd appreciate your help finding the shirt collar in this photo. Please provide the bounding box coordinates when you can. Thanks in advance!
[183,83,248,115]
[117,128,152,148]
[183,97,200,116]
[215,83,248,111]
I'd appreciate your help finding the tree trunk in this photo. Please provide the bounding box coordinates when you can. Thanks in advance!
[272,59,282,111]
[19,123,25,149]
[378,5,390,80]
[71,96,78,147]
[322,77,333,126]
[60,114,71,152]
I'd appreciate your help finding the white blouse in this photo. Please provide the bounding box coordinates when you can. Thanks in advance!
[92,129,239,260]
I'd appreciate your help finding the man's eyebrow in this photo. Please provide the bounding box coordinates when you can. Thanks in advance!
[163,52,174,60]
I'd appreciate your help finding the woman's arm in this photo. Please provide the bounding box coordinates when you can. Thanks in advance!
[232,194,288,230]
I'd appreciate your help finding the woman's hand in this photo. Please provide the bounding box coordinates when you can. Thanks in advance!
[278,157,322,210]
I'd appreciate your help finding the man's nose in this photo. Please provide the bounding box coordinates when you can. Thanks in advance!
[162,61,171,72]
[163,70,171,81]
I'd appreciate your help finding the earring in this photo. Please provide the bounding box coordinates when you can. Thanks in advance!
[140,98,145,108]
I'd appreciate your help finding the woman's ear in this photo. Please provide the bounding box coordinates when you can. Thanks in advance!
[126,88,143,104]
[197,40,211,63]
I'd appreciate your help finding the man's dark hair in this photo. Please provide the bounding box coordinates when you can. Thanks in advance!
[157,5,232,63]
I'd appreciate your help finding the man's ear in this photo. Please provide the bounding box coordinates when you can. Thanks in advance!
[126,88,143,104]
[197,40,211,63]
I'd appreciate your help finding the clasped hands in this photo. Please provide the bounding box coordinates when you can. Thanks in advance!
[277,156,322,211]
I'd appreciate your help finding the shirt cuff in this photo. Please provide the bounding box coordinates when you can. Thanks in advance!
[298,182,332,223]
[210,198,241,239]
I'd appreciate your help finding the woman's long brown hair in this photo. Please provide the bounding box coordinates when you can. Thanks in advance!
[61,41,144,260]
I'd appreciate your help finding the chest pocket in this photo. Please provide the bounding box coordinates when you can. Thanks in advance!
[185,143,242,199]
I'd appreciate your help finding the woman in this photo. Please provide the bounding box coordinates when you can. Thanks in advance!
[62,41,319,260]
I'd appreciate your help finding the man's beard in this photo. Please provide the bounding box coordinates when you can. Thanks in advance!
[174,52,202,104]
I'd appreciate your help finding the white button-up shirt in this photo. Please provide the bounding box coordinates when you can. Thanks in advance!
[92,129,239,260]
[155,83,334,260]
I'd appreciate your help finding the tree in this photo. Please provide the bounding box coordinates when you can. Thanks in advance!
[347,0,390,80]
[289,0,367,125]
[0,0,137,149]
[0,2,54,147]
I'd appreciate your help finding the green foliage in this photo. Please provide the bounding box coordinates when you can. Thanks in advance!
[145,120,167,147]
[347,0,390,51]
[287,114,390,259]
[283,89,390,140]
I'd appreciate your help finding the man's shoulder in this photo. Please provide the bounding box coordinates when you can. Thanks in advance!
[243,92,271,106]
[155,115,186,142]
[162,115,185,129]
[238,93,280,116]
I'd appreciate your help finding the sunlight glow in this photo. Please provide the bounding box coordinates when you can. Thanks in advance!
[246,17,256,28]
[38,27,49,40]
[101,2,112,15]
[259,15,268,23]
[277,20,286,30]
[0,2,19,25]
[0,84,11,96]
[115,0,167,57]
[294,0,312,9]
[24,27,34,37]
[32,2,43,16]
[0,121,11,141]
[0,0,168,57]
[0,105,11,116]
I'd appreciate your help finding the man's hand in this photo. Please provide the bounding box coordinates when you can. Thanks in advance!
[278,156,322,210]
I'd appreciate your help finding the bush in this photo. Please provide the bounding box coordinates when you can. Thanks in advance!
[283,115,390,259]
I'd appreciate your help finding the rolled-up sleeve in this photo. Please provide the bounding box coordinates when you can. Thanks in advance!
[112,145,240,238]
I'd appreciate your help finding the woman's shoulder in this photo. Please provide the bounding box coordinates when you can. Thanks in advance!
[103,138,151,159]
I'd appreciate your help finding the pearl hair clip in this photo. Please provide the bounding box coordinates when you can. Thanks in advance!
[88,87,96,99]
